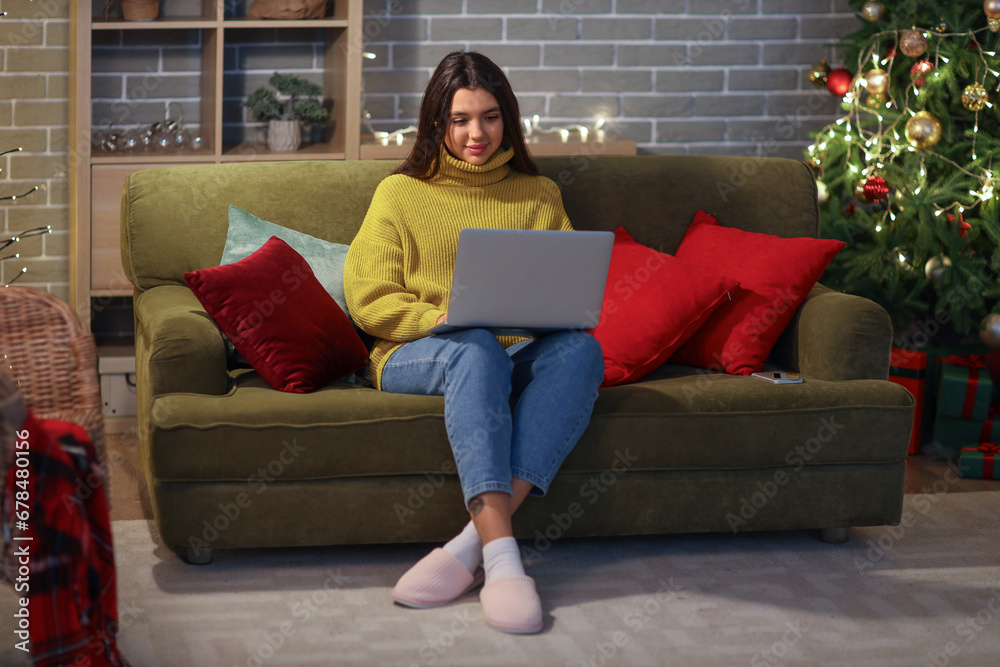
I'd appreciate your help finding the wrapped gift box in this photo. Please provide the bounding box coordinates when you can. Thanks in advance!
[935,354,998,421]
[958,443,1000,479]
[892,344,995,455]
[889,347,928,455]
[932,415,1000,453]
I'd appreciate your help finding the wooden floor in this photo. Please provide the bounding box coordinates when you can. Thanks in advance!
[104,418,1000,523]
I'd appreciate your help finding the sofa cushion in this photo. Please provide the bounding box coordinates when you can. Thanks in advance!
[590,226,738,387]
[221,205,351,315]
[183,236,368,393]
[670,211,845,375]
[144,366,914,483]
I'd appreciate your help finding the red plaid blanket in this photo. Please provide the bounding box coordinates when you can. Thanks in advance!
[4,413,129,666]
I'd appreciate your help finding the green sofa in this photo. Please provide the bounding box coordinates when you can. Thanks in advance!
[121,155,915,564]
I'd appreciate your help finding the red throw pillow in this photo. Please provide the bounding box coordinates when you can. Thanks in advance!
[589,226,739,387]
[669,210,845,375]
[184,236,368,393]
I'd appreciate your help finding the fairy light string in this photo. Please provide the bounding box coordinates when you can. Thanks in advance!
[809,22,999,229]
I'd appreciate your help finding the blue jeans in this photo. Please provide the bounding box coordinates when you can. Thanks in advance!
[381,329,604,507]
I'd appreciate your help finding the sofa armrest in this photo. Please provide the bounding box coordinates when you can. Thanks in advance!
[769,284,893,381]
[134,285,229,397]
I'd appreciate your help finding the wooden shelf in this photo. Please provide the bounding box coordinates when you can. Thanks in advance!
[71,0,364,327]
[221,142,346,161]
[92,18,217,29]
[360,136,638,160]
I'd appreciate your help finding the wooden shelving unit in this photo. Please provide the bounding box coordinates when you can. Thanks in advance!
[69,0,636,332]
[69,0,363,325]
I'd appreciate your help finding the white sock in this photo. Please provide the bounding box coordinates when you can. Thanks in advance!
[442,521,483,574]
[482,536,525,585]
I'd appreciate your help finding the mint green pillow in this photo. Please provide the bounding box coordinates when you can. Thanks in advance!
[221,205,350,315]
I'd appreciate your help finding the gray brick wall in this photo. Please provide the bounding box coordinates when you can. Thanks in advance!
[2,0,860,299]
[362,0,858,158]
[0,0,69,297]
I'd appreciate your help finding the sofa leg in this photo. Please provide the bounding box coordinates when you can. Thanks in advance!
[176,546,214,565]
[819,527,848,544]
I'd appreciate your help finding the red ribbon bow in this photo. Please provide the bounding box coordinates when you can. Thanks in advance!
[977,443,1000,454]
[942,354,991,369]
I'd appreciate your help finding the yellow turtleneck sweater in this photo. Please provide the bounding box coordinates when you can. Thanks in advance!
[344,145,573,389]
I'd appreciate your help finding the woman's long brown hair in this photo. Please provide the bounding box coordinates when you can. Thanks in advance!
[394,51,538,179]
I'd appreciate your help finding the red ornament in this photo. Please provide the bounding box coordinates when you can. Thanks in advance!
[863,175,889,202]
[947,211,972,238]
[886,43,897,59]
[910,60,934,86]
[825,67,854,97]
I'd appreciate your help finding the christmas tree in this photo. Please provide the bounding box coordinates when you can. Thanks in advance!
[807,0,1000,343]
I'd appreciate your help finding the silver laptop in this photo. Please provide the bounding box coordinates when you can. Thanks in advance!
[428,228,614,336]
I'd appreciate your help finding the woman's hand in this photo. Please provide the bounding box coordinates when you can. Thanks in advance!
[436,312,448,326]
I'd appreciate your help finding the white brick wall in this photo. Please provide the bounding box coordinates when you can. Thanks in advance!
[361,0,860,158]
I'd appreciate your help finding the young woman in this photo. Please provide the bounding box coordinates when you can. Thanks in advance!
[343,51,604,635]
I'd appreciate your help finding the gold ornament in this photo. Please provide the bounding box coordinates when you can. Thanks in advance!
[861,0,885,22]
[816,180,829,206]
[989,17,1000,32]
[905,110,943,150]
[980,313,1000,348]
[924,255,952,283]
[865,91,888,108]
[899,30,928,58]
[962,83,989,111]
[809,59,831,87]
[864,68,890,95]
[986,0,1000,20]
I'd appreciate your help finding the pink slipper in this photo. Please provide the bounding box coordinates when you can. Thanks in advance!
[480,575,543,634]
[392,548,484,609]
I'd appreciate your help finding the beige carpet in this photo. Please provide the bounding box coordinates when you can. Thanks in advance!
[3,491,999,666]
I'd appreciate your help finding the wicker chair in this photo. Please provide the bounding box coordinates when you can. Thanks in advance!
[0,286,105,468]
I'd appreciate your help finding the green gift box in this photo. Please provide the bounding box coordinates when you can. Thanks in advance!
[931,416,1000,454]
[958,444,1000,479]
[935,354,999,421]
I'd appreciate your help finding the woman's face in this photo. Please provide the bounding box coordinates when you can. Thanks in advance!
[444,87,504,166]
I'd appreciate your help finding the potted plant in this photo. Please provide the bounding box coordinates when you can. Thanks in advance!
[243,73,331,152]
[102,0,163,21]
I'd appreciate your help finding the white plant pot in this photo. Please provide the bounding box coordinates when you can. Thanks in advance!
[267,120,302,152]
